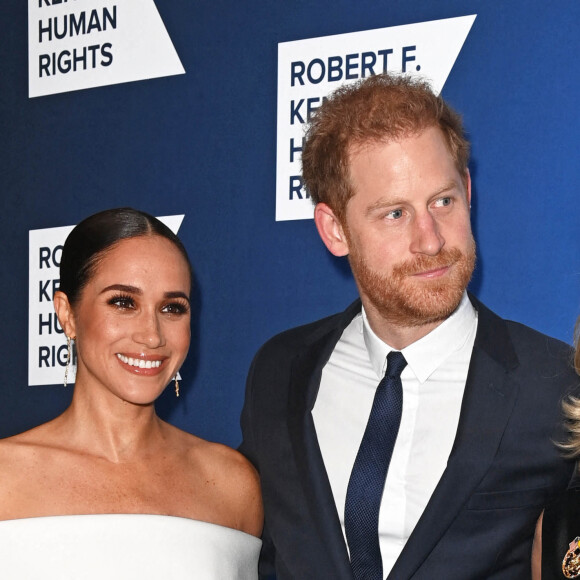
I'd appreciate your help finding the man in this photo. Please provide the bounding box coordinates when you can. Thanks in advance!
[240,73,577,579]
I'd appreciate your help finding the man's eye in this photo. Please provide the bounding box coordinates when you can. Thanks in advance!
[435,197,452,207]
[386,209,404,220]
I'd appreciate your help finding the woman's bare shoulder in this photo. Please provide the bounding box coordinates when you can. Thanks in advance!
[211,442,261,489]
[174,430,263,536]
[0,422,54,457]
[178,431,257,479]
[203,442,263,536]
[0,423,62,513]
[0,420,65,472]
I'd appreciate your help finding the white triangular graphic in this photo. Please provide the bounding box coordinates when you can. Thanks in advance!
[276,15,477,221]
[158,214,184,235]
[29,0,185,98]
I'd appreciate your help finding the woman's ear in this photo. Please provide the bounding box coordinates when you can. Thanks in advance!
[53,291,76,338]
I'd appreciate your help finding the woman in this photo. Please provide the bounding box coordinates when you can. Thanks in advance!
[532,319,580,579]
[0,208,262,578]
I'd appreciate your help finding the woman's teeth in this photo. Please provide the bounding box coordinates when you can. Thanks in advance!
[116,354,162,368]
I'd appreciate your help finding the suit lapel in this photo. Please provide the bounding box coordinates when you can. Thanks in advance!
[388,296,520,579]
[281,296,519,579]
[286,301,361,580]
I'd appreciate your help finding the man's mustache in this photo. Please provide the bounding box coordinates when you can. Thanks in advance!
[393,247,464,277]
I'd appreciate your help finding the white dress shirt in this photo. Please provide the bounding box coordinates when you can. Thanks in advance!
[312,292,478,576]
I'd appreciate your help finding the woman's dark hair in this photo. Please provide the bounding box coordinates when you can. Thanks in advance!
[59,207,192,305]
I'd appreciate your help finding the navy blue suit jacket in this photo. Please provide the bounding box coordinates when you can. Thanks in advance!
[240,295,578,579]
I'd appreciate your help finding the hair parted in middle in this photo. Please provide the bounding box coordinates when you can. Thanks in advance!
[59,207,193,306]
[301,72,470,222]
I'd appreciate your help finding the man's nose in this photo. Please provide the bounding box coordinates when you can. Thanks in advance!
[408,212,445,256]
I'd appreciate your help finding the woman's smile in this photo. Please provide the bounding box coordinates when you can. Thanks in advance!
[115,353,167,375]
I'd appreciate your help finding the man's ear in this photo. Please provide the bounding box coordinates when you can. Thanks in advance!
[53,291,77,338]
[314,203,349,257]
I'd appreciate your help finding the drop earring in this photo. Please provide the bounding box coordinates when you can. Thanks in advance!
[174,375,180,398]
[63,336,74,387]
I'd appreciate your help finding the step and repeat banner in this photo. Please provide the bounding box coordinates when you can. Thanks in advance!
[1,1,579,443]
[29,0,184,97]
[275,15,475,221]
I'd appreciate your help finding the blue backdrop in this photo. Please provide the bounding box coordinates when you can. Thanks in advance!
[1,0,579,445]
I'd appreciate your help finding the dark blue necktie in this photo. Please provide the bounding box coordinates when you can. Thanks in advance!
[344,350,407,580]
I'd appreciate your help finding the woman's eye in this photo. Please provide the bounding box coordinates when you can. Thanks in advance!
[108,295,135,309]
[162,302,189,315]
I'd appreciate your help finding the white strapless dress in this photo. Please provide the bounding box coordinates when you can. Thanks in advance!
[0,514,261,579]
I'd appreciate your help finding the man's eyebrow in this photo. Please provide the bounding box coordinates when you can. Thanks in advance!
[364,181,461,216]
[431,180,460,196]
[365,198,406,217]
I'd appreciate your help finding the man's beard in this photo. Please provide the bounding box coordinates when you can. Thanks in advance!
[348,238,476,328]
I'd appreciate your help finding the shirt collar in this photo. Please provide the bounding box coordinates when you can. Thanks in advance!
[362,292,478,383]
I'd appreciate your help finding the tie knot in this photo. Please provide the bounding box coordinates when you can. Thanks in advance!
[386,351,407,379]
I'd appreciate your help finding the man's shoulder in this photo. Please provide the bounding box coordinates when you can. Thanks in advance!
[474,295,570,347]
[504,318,575,382]
[243,300,361,411]
[504,317,572,351]
[472,294,575,376]
[254,299,361,359]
